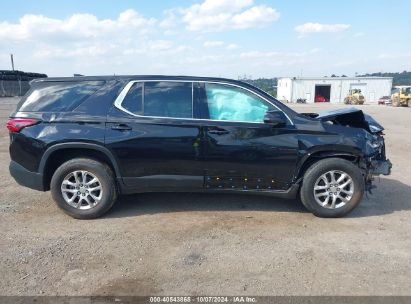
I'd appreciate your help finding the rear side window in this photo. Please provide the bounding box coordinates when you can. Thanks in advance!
[18,81,104,112]
[144,82,192,118]
[119,81,193,118]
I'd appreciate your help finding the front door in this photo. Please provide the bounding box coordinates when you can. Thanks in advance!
[199,82,299,191]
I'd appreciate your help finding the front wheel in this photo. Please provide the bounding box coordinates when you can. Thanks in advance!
[392,98,400,107]
[300,158,365,218]
[50,158,118,219]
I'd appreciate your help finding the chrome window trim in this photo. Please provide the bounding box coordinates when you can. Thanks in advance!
[191,82,194,118]
[142,82,145,114]
[113,79,294,125]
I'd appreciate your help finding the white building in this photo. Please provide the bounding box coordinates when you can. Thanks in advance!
[277,76,393,104]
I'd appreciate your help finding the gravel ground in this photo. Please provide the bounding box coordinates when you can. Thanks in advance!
[0,97,410,296]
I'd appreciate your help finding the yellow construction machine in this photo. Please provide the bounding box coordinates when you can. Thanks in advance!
[391,86,411,107]
[344,89,365,105]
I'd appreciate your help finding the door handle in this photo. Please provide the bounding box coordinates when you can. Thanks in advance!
[111,124,132,131]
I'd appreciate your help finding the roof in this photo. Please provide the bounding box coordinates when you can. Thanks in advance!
[30,74,272,98]
[32,74,244,84]
[278,76,393,81]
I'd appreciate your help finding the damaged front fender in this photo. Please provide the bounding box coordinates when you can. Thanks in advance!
[305,107,384,134]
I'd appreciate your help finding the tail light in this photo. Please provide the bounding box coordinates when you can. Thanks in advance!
[6,118,39,133]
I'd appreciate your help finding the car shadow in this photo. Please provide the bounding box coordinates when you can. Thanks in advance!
[104,177,410,219]
[348,177,411,218]
[105,192,307,219]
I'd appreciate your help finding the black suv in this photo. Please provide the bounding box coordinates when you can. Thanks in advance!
[8,76,392,219]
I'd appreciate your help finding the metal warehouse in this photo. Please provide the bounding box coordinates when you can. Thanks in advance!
[277,76,393,104]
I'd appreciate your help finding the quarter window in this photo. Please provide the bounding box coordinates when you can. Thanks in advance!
[144,82,192,118]
[18,81,104,112]
[122,82,142,115]
[204,83,275,122]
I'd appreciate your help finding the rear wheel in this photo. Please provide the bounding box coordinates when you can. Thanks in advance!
[300,158,364,218]
[407,99,411,107]
[50,158,117,219]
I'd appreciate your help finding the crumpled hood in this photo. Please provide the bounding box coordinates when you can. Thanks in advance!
[304,107,384,133]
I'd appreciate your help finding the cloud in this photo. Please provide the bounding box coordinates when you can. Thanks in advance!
[238,48,320,60]
[295,22,351,34]
[159,9,178,28]
[240,51,278,58]
[0,9,156,43]
[203,40,225,48]
[201,40,241,50]
[181,0,279,32]
[2,3,381,78]
[0,9,196,75]
[203,40,240,49]
[231,5,279,29]
[147,40,174,51]
[33,45,111,59]
[226,43,239,50]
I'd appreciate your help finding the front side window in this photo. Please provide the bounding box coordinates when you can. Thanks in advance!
[204,83,275,123]
[144,82,192,118]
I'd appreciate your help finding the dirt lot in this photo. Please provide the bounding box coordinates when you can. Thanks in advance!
[0,97,410,296]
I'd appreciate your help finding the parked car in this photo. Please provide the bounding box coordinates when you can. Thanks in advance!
[7,76,392,219]
[315,94,327,102]
[378,96,391,105]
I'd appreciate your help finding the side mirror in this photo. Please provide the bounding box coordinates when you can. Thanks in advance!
[263,110,287,126]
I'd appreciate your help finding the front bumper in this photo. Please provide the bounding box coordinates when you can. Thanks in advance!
[9,160,45,191]
[369,159,392,176]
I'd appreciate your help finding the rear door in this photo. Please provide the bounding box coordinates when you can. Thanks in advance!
[199,82,299,191]
[105,80,204,191]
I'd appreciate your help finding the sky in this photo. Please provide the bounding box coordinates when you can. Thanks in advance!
[0,0,410,78]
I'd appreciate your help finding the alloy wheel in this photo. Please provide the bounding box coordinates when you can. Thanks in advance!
[61,170,103,210]
[313,170,354,209]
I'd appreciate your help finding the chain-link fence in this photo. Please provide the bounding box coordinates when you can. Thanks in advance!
[0,70,47,97]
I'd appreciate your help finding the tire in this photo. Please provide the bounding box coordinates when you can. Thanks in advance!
[300,158,364,218]
[50,158,117,219]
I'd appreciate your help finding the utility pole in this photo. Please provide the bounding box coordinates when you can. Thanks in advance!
[10,54,15,71]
